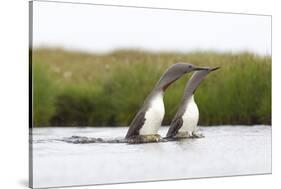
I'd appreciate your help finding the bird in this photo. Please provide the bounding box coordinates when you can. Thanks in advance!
[125,63,209,143]
[166,67,220,139]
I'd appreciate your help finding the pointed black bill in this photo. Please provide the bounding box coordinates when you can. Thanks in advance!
[210,66,220,71]
[193,67,209,71]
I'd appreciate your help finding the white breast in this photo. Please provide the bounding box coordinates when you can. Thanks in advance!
[179,95,199,133]
[139,92,165,135]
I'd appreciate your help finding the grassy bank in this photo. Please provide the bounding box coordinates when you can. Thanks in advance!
[32,48,271,127]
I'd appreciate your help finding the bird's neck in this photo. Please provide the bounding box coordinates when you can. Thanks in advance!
[151,90,164,100]
[189,95,195,104]
[154,70,180,92]
[183,94,196,107]
[143,89,164,106]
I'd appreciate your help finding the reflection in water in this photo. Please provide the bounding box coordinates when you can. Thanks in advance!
[31,126,271,188]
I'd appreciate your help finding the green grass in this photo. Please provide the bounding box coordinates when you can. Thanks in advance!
[32,48,271,127]
[32,61,57,126]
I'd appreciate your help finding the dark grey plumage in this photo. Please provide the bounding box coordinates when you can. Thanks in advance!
[125,111,146,138]
[166,117,184,138]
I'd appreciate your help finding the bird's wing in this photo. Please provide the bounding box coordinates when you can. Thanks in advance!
[125,111,146,139]
[166,116,183,138]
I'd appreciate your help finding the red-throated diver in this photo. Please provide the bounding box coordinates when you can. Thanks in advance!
[166,67,220,139]
[125,63,209,143]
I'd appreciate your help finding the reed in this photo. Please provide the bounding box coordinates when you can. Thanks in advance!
[32,48,271,126]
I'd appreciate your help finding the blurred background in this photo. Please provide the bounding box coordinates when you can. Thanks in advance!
[32,1,271,127]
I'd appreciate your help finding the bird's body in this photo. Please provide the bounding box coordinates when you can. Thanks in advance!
[178,95,199,136]
[166,67,220,138]
[139,92,165,135]
[125,63,209,142]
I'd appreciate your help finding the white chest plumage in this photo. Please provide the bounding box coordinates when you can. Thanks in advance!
[179,95,199,133]
[139,92,165,135]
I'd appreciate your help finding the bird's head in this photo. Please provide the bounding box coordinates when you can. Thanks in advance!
[159,63,209,91]
[185,66,221,95]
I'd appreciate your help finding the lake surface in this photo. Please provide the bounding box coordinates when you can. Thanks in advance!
[31,126,271,188]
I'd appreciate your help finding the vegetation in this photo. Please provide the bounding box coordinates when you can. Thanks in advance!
[32,48,271,127]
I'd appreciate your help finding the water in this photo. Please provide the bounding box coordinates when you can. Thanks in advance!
[31,126,271,188]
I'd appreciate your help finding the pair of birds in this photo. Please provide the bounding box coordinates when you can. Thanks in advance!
[125,63,219,143]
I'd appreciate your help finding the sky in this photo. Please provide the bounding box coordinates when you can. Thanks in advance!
[32,1,271,55]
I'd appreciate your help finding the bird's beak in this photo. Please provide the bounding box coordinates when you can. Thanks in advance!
[210,66,220,71]
[193,66,209,71]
